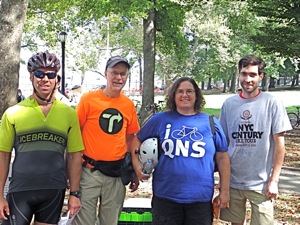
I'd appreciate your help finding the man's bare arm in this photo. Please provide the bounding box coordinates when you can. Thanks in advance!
[266,132,286,198]
[0,151,11,220]
[0,152,11,197]
[67,152,82,217]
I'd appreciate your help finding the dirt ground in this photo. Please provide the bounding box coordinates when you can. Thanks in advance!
[284,128,300,169]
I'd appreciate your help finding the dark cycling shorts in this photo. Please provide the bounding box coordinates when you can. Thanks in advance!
[2,189,65,225]
[152,195,213,225]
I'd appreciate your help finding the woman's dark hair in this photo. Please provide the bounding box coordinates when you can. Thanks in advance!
[238,55,265,75]
[166,77,206,112]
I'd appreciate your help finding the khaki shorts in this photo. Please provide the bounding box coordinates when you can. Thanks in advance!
[72,167,126,225]
[220,188,274,225]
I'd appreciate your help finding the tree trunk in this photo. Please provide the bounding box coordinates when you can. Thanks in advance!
[201,81,204,90]
[269,77,276,89]
[138,56,142,93]
[230,67,237,93]
[262,73,269,91]
[296,73,299,86]
[291,74,296,88]
[0,0,29,117]
[207,77,212,90]
[222,79,226,93]
[140,7,156,126]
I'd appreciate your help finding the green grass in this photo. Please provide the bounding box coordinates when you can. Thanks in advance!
[286,105,300,113]
[203,106,300,119]
[203,108,221,118]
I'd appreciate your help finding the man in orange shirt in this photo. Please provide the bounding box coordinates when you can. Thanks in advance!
[73,56,140,225]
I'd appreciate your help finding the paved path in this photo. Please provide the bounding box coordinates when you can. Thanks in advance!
[153,90,300,108]
[214,167,300,195]
[204,90,300,108]
[278,167,300,194]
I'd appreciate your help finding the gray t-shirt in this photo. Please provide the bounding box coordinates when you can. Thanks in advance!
[220,92,292,190]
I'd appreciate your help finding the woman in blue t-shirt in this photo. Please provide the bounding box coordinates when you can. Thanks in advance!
[130,77,230,225]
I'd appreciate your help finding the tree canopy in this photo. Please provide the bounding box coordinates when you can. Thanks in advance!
[248,0,300,57]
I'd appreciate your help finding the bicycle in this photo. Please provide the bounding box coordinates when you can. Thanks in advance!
[145,103,160,113]
[134,100,142,121]
[171,126,204,141]
[137,103,161,126]
[287,106,300,128]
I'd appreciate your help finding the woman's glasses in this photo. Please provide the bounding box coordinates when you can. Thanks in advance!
[176,89,195,96]
[33,71,57,79]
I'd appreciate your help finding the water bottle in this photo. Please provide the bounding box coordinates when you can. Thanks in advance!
[142,159,153,175]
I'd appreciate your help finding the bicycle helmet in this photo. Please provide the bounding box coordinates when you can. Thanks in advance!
[27,50,61,72]
[139,138,159,166]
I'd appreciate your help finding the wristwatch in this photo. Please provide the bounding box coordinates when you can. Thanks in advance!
[70,190,81,198]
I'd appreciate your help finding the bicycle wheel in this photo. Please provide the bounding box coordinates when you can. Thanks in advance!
[190,132,204,141]
[171,129,184,139]
[288,113,298,128]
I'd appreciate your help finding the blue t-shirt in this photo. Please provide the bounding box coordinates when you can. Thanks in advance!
[137,111,228,203]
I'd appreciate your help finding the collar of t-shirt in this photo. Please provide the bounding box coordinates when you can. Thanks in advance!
[239,90,261,99]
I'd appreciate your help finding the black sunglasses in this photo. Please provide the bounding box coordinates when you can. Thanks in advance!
[33,71,57,79]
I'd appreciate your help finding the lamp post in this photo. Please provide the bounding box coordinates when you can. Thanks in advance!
[58,31,67,96]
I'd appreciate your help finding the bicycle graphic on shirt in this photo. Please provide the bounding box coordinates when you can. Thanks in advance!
[171,126,204,141]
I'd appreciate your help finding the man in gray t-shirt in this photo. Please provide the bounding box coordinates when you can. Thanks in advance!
[219,55,292,225]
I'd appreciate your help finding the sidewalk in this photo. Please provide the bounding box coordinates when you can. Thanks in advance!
[214,167,300,195]
[203,90,300,108]
[278,167,300,194]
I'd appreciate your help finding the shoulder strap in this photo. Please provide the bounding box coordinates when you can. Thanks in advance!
[210,115,218,172]
[209,115,215,135]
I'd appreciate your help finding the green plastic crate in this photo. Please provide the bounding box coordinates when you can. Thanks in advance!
[118,198,152,225]
[119,211,152,222]
[118,211,152,224]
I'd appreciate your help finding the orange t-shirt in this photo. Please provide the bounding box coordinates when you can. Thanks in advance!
[76,89,140,161]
